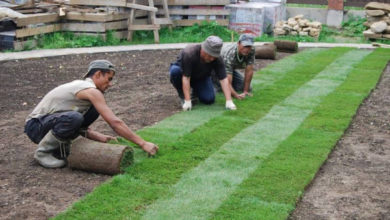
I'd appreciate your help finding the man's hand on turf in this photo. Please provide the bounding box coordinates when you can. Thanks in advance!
[141,141,159,156]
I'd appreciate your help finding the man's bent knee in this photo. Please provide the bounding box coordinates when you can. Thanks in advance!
[52,111,84,140]
[199,96,215,105]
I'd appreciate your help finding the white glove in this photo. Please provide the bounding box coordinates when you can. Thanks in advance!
[182,100,192,111]
[225,100,237,110]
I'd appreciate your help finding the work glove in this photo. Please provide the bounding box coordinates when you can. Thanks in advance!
[182,100,192,111]
[225,100,237,110]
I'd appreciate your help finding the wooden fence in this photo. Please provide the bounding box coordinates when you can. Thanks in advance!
[286,0,390,7]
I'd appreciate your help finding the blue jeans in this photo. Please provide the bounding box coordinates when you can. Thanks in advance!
[25,106,99,144]
[169,64,215,104]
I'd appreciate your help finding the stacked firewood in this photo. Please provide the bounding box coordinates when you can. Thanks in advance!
[363,2,390,39]
[273,14,322,38]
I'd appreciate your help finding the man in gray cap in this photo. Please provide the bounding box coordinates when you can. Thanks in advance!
[24,60,159,168]
[169,35,236,111]
[218,33,256,99]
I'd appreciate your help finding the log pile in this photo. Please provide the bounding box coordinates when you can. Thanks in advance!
[0,1,62,50]
[363,2,390,40]
[273,14,322,38]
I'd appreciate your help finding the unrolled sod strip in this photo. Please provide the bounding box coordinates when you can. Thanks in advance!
[134,48,326,163]
[251,48,325,86]
[142,49,372,220]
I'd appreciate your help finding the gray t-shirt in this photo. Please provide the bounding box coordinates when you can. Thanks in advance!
[26,78,96,121]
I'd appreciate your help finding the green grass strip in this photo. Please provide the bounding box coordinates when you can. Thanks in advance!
[118,48,327,164]
[210,48,390,219]
[118,105,225,163]
[54,48,351,220]
[141,49,371,219]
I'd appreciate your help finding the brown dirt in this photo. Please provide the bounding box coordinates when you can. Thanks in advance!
[0,49,388,220]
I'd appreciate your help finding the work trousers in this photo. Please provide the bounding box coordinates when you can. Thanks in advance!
[24,106,99,144]
[213,70,246,92]
[169,63,215,104]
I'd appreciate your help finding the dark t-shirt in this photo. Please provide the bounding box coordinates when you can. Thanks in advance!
[175,44,227,81]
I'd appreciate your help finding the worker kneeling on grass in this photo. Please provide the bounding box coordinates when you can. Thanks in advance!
[217,33,255,100]
[24,60,159,169]
[169,35,237,111]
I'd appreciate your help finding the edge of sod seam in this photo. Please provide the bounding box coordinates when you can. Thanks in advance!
[53,48,357,220]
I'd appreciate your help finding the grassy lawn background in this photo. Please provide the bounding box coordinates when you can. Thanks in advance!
[55,48,390,220]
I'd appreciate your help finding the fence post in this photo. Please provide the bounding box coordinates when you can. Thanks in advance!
[328,0,344,10]
[326,0,344,27]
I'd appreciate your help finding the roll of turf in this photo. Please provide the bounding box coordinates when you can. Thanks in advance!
[273,40,298,53]
[68,137,134,175]
[255,44,276,59]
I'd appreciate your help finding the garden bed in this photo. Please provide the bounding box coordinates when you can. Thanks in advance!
[0,48,389,219]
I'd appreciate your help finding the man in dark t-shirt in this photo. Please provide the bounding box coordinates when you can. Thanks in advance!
[169,36,237,111]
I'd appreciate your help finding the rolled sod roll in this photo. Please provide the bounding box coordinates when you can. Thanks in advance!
[255,44,276,59]
[273,40,298,53]
[68,137,134,175]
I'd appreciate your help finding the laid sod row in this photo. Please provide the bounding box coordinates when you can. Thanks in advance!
[55,48,389,219]
[141,49,372,219]
[118,48,328,165]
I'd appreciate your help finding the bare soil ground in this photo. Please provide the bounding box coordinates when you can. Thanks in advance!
[0,49,388,220]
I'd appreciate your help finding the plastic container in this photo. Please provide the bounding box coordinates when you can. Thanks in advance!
[226,3,265,36]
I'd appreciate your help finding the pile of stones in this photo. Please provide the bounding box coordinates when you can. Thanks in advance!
[273,14,322,38]
[363,2,390,39]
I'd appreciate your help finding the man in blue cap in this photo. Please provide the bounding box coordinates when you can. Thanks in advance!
[219,33,255,99]
[25,60,159,168]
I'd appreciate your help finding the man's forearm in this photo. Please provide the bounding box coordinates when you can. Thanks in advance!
[243,65,254,93]
[86,129,107,142]
[111,120,145,147]
[182,76,191,101]
[220,78,232,101]
[85,129,114,143]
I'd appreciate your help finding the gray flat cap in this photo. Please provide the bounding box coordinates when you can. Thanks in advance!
[201,36,223,58]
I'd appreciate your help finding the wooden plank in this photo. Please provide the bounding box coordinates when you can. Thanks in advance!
[158,8,229,16]
[151,0,230,5]
[126,3,158,12]
[127,0,136,41]
[68,0,126,7]
[65,12,128,22]
[14,8,46,14]
[173,19,228,26]
[15,24,61,38]
[134,18,149,25]
[149,0,160,43]
[161,0,173,29]
[286,0,327,5]
[155,18,173,25]
[16,13,59,27]
[135,10,148,17]
[105,20,128,30]
[128,24,160,30]
[62,20,128,32]
[73,30,127,39]
[62,22,106,32]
